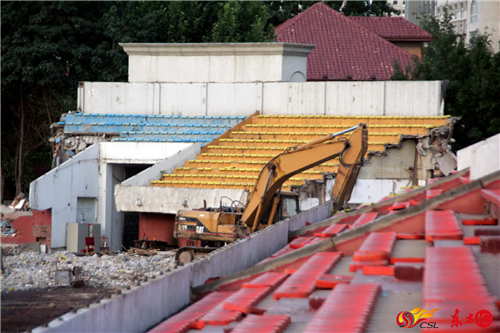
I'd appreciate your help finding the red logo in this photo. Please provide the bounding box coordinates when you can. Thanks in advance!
[451,308,493,328]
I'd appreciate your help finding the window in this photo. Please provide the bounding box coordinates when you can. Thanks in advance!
[460,4,464,18]
[471,0,478,23]
[393,0,398,4]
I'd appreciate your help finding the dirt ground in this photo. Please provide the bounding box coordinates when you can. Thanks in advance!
[1,286,115,333]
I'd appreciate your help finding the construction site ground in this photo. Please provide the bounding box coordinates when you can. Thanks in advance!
[0,248,178,332]
[1,286,115,333]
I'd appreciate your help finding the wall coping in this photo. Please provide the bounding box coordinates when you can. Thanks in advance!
[119,42,315,57]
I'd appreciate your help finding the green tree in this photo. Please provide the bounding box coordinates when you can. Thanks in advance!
[266,1,399,27]
[1,2,114,197]
[342,0,401,17]
[391,9,500,150]
[0,1,277,199]
[208,2,275,42]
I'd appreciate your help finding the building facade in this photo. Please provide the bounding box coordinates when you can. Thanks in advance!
[405,0,437,26]
[436,0,500,52]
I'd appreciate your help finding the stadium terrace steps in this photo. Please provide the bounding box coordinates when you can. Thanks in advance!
[423,247,500,328]
[61,113,243,144]
[231,131,403,142]
[156,174,307,185]
[148,291,234,333]
[185,159,340,173]
[231,314,291,333]
[273,252,343,299]
[151,180,289,191]
[425,210,464,242]
[217,139,389,151]
[304,283,381,333]
[104,113,448,191]
[62,113,245,126]
[245,124,437,135]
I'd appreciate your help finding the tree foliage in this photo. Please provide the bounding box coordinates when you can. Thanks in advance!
[391,9,500,151]
[208,2,274,42]
[1,1,400,200]
[266,0,399,27]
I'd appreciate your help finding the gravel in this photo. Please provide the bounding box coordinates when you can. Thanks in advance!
[1,251,177,292]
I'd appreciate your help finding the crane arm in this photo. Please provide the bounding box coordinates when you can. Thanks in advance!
[240,124,368,228]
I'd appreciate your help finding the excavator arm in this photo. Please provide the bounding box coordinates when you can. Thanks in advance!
[240,124,368,229]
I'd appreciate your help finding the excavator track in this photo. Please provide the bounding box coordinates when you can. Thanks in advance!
[175,246,219,265]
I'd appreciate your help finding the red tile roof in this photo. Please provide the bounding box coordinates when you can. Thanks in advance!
[149,169,500,333]
[274,2,415,80]
[350,16,433,41]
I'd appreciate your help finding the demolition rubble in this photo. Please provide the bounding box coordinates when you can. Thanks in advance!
[1,250,177,292]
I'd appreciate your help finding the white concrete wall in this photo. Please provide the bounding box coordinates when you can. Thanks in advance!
[127,53,291,83]
[78,82,160,115]
[384,81,443,116]
[457,133,500,180]
[30,145,100,248]
[207,83,263,116]
[120,43,314,83]
[122,144,201,186]
[78,81,445,116]
[30,142,192,249]
[115,186,245,214]
[160,83,206,116]
[326,82,384,116]
[100,142,191,165]
[347,179,410,204]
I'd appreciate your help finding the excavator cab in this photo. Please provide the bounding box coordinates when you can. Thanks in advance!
[258,191,300,228]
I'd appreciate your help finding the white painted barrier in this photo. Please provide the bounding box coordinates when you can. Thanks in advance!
[78,81,444,117]
[457,133,500,180]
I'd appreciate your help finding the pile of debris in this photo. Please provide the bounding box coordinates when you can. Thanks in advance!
[1,250,177,292]
[1,219,17,237]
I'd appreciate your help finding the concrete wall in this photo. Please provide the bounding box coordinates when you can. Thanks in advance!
[121,143,201,186]
[30,142,192,249]
[457,133,500,180]
[32,200,333,333]
[30,145,100,248]
[78,81,445,117]
[115,186,246,214]
[120,43,314,83]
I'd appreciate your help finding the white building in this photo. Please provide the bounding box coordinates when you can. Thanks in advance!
[405,0,437,26]
[435,0,500,52]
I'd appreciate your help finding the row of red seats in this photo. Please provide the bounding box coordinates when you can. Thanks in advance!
[425,210,463,242]
[274,252,343,299]
[350,231,396,272]
[304,283,381,333]
[231,314,291,333]
[422,246,499,332]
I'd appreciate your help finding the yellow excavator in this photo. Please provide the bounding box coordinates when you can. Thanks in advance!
[174,124,368,263]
